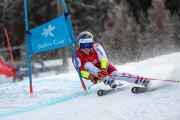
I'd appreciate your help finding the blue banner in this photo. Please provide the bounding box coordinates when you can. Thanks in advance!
[27,15,71,54]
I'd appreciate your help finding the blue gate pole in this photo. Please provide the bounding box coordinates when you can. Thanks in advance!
[23,0,33,94]
[61,0,87,91]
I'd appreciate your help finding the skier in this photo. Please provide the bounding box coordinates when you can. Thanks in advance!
[72,31,150,88]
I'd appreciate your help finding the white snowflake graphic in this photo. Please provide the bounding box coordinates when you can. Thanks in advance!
[41,24,55,38]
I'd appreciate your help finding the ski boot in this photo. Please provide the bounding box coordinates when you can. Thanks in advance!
[102,76,117,88]
[135,76,150,87]
[109,80,117,88]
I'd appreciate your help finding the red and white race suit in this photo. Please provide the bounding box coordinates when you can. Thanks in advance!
[72,42,149,86]
[72,43,117,76]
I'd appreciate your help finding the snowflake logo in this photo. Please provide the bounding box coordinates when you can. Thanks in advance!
[42,24,55,38]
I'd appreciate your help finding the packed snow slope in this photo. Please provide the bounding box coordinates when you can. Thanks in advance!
[0,52,180,120]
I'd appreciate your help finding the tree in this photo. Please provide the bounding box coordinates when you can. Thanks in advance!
[102,0,139,64]
[143,0,175,58]
[170,13,180,49]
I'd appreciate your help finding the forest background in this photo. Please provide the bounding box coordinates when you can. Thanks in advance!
[0,0,180,65]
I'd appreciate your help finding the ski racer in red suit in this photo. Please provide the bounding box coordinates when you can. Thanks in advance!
[72,31,150,88]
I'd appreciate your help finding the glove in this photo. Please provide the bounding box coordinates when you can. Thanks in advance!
[98,69,108,79]
[89,74,100,84]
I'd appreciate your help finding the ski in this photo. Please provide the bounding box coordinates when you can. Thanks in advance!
[131,86,156,94]
[97,83,124,96]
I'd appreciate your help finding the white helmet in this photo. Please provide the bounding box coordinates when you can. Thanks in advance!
[78,31,94,45]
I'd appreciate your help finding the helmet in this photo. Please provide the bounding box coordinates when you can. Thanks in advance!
[78,31,94,44]
[78,31,94,49]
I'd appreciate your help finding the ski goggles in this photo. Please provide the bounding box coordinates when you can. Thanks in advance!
[80,43,92,49]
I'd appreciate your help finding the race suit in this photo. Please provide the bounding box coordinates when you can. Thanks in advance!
[72,42,149,86]
[72,43,117,76]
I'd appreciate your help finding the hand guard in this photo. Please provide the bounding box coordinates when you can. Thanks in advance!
[89,74,100,84]
[98,69,108,79]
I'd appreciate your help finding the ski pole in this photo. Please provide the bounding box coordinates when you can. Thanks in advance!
[88,80,101,90]
[140,77,180,83]
[88,83,94,90]
[121,75,180,83]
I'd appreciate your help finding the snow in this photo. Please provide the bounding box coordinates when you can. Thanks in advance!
[0,52,180,120]
[43,59,63,67]
[0,75,14,83]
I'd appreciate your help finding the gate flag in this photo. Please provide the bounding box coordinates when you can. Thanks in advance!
[27,15,71,54]
[0,60,16,77]
[24,0,87,94]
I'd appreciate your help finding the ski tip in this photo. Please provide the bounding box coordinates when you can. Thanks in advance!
[131,86,151,94]
[97,90,104,96]
[131,87,137,94]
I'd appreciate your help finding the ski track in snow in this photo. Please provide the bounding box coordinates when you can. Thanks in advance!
[0,74,99,119]
[0,52,180,120]
[0,90,95,118]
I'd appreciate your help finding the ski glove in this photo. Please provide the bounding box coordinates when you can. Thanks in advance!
[89,74,100,84]
[98,69,108,79]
